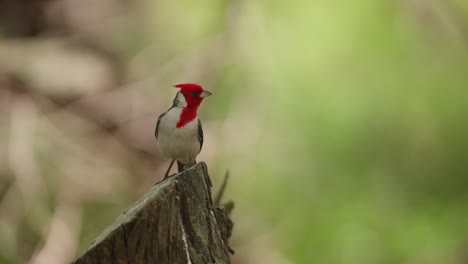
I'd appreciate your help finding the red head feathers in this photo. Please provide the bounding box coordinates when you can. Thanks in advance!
[174,83,204,94]
[173,83,211,104]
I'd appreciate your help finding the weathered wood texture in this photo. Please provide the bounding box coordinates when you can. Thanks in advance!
[72,162,233,264]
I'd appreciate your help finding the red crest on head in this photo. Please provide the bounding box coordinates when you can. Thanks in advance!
[174,83,203,94]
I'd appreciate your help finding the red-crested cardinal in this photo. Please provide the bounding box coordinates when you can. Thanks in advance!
[155,83,212,179]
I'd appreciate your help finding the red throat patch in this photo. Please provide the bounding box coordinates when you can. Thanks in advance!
[176,107,198,128]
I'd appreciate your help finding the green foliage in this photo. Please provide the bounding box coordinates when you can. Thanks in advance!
[222,0,468,263]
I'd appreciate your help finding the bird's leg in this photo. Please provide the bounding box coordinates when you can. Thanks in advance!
[163,159,175,180]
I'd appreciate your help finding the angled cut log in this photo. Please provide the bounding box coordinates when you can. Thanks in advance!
[72,162,233,264]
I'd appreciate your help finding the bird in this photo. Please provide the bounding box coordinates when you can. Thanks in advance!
[155,83,212,180]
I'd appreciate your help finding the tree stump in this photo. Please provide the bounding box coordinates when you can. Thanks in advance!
[72,162,233,264]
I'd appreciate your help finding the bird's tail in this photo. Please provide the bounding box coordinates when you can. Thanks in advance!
[177,161,184,172]
[177,160,197,172]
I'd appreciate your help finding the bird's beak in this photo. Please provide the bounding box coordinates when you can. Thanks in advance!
[200,90,212,98]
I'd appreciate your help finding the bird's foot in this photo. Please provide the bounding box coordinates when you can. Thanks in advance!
[154,173,176,185]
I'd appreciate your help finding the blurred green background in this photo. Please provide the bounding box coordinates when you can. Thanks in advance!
[1,0,468,263]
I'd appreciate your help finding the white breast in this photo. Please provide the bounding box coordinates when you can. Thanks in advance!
[157,107,201,164]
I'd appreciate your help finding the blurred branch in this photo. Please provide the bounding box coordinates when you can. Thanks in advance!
[0,176,14,204]
[214,170,230,206]
[0,38,159,158]
[406,0,468,49]
[72,162,234,264]
[214,171,235,216]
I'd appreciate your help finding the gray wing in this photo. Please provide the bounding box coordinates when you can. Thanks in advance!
[155,112,166,139]
[198,119,204,151]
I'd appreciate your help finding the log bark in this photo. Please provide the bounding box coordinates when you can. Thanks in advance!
[72,162,233,264]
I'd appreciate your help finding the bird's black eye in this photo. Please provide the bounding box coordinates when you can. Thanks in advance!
[191,90,200,96]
